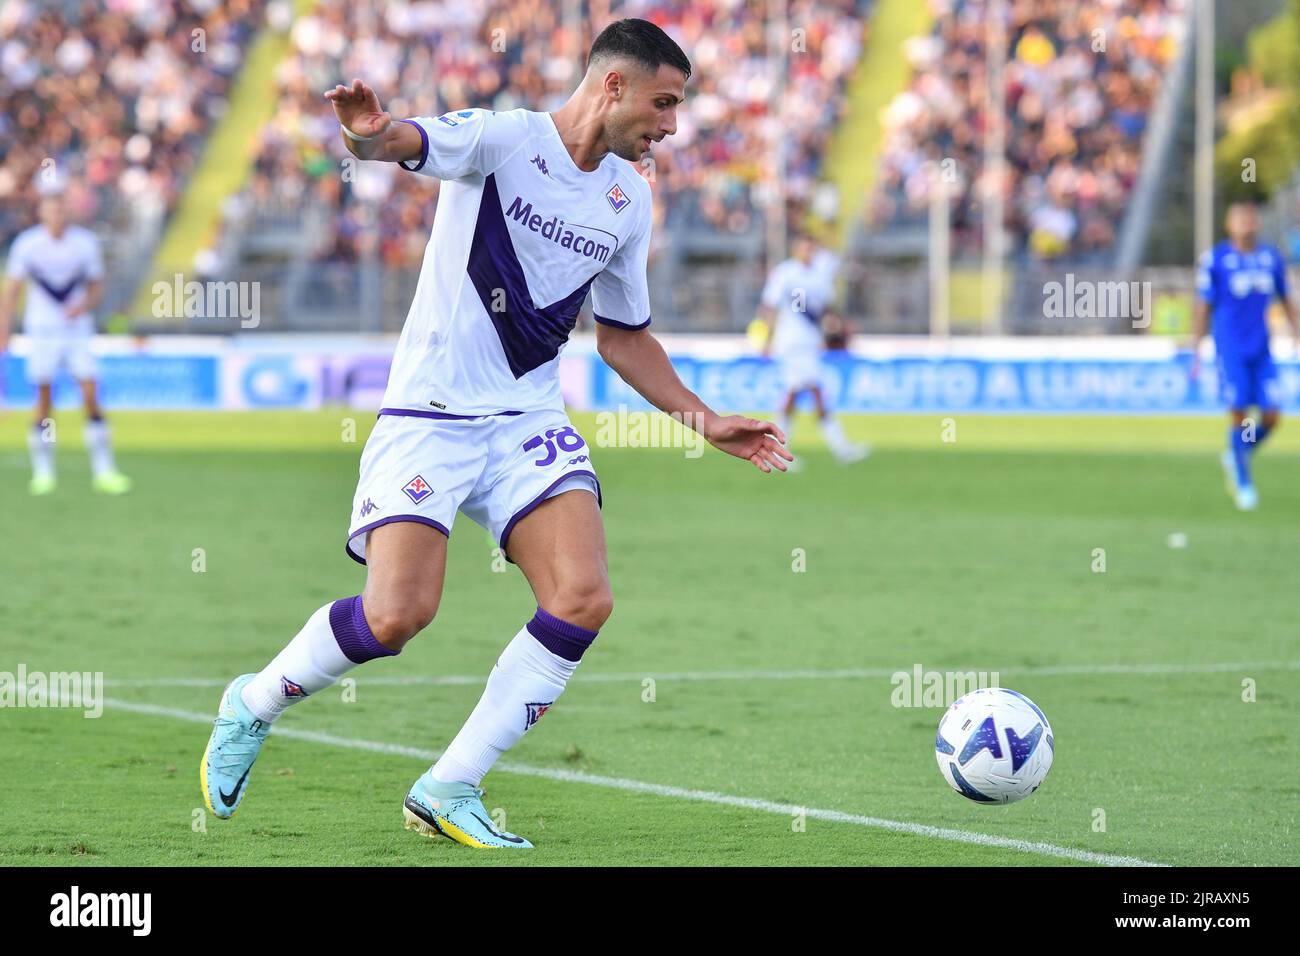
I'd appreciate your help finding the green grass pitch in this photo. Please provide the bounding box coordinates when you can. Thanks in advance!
[0,409,1296,866]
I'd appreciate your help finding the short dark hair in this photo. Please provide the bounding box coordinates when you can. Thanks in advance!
[588,18,692,82]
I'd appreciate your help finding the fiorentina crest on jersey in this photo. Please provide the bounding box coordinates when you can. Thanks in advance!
[524,701,553,728]
[402,475,433,504]
[606,182,631,213]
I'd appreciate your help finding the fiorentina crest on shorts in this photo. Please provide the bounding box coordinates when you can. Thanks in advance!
[402,475,433,504]
[280,676,308,699]
[606,182,631,213]
[524,701,553,728]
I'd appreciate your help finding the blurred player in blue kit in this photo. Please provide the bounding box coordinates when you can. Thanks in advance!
[1192,201,1298,511]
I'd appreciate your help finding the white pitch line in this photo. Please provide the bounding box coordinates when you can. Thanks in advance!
[104,697,1165,867]
[103,659,1300,689]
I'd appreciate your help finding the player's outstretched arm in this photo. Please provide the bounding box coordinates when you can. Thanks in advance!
[323,78,423,164]
[595,323,792,473]
[0,276,19,354]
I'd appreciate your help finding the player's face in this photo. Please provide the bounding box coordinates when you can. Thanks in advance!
[608,64,685,163]
[793,237,815,263]
[39,197,66,233]
[1226,205,1259,245]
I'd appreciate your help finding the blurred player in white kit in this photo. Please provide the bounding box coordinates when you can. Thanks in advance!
[758,230,868,468]
[0,190,131,496]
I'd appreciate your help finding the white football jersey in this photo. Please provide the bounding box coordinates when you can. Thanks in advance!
[5,224,104,334]
[381,107,653,417]
[761,257,833,357]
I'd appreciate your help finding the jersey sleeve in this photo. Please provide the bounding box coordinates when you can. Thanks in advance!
[1195,249,1216,305]
[82,231,105,281]
[5,234,28,281]
[760,262,786,309]
[397,108,523,181]
[590,198,652,330]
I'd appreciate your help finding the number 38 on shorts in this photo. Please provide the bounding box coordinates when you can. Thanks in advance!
[523,426,588,467]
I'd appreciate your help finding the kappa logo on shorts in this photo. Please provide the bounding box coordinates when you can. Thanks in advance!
[524,701,553,728]
[401,475,434,504]
[280,676,308,699]
[358,498,378,518]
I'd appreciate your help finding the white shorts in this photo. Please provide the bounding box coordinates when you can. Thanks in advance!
[346,408,601,565]
[778,351,824,393]
[25,327,98,384]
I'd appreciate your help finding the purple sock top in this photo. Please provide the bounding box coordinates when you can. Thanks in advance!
[525,606,598,662]
[329,595,398,664]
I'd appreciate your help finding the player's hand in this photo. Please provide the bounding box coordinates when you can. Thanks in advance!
[704,414,793,473]
[324,78,392,138]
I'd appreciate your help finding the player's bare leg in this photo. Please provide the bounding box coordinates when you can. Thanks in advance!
[79,377,130,494]
[361,521,448,650]
[202,521,444,819]
[28,382,56,494]
[406,489,609,848]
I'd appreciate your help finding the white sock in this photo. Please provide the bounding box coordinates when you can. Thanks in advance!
[84,418,116,477]
[28,423,55,480]
[431,615,589,786]
[241,598,396,722]
[820,415,852,454]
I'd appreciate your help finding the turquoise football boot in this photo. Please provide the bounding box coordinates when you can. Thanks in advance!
[201,674,270,819]
[402,772,533,849]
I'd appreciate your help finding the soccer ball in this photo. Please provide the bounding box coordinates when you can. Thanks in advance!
[934,687,1054,804]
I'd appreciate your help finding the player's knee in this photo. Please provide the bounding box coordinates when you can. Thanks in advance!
[363,597,438,651]
[548,578,614,632]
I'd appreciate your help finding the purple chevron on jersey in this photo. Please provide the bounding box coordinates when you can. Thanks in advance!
[468,173,598,379]
[28,268,86,304]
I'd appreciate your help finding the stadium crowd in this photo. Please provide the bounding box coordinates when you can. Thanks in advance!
[870,0,1184,261]
[236,0,872,269]
[0,0,267,247]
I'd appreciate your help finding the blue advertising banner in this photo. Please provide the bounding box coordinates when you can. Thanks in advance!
[592,352,1300,414]
[1,354,220,409]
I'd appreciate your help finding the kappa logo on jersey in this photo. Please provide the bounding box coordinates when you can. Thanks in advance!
[606,182,631,213]
[530,154,550,177]
[280,676,308,699]
[358,498,378,518]
[524,701,553,728]
[401,475,433,504]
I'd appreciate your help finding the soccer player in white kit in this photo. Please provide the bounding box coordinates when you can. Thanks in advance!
[200,19,792,848]
[0,192,131,496]
[758,231,867,465]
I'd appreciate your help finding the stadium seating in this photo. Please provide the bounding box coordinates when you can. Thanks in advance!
[869,0,1184,262]
[0,0,268,308]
